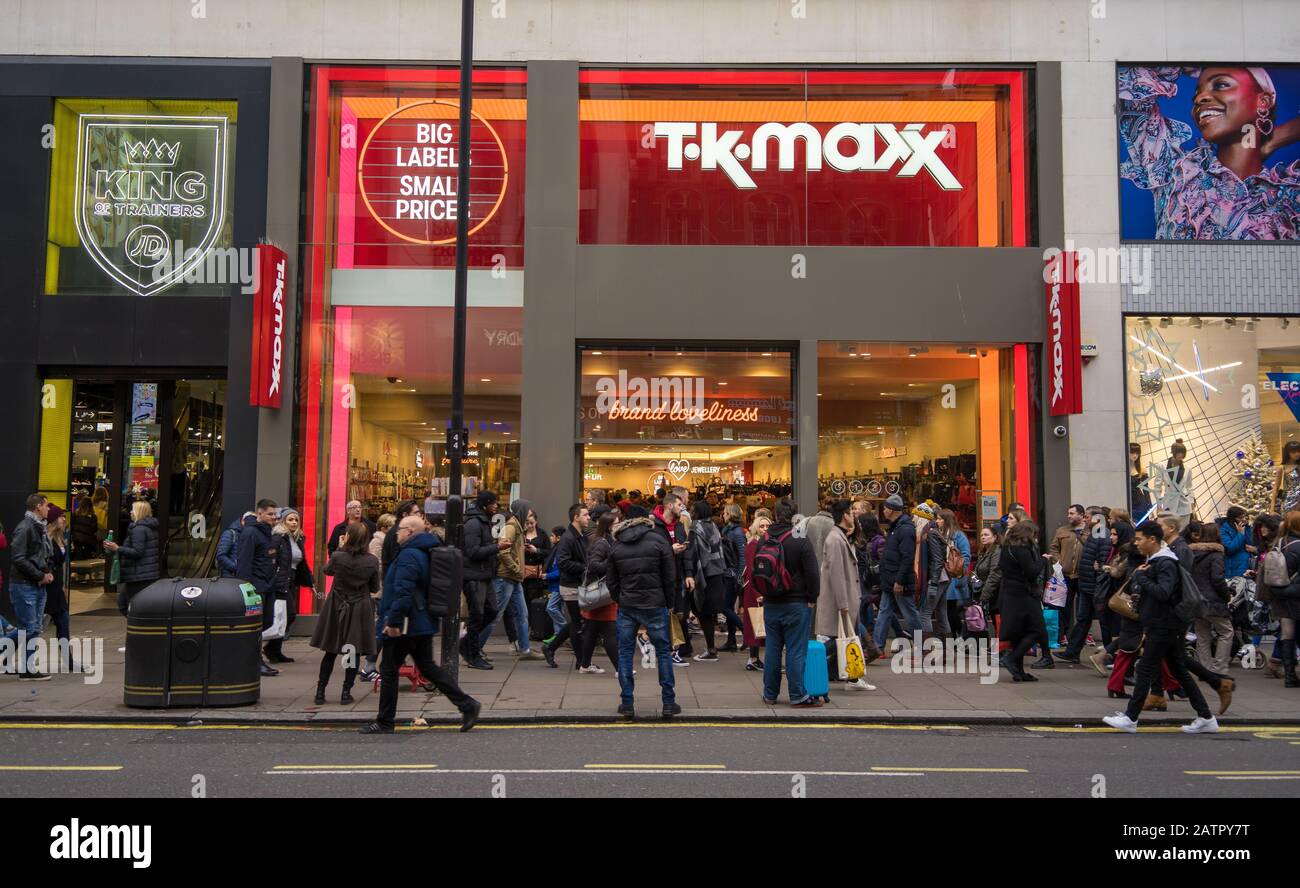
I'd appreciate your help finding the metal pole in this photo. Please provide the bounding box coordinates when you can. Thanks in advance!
[441,0,475,683]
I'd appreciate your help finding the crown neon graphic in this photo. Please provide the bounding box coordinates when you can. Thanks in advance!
[124,138,181,166]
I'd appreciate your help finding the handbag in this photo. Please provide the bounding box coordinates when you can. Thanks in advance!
[945,541,965,578]
[747,606,766,640]
[669,613,686,648]
[1107,578,1138,621]
[576,563,612,611]
[835,612,865,681]
[523,563,541,581]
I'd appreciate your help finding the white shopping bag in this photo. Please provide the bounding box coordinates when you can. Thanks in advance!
[1044,563,1069,608]
[261,599,288,641]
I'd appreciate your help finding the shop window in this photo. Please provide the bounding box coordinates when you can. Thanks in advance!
[1125,316,1300,521]
[816,342,1019,533]
[45,98,238,297]
[296,67,526,580]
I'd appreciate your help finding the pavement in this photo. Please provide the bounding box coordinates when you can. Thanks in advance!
[3,720,1300,799]
[3,615,1298,726]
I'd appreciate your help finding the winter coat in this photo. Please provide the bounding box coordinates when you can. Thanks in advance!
[1269,536,1300,622]
[1077,531,1109,599]
[855,536,880,605]
[651,506,687,592]
[44,543,68,616]
[118,517,161,584]
[368,529,386,563]
[327,517,376,556]
[1103,536,1144,652]
[1130,547,1185,632]
[1168,535,1193,573]
[1218,519,1251,579]
[879,513,917,593]
[755,521,820,604]
[580,535,617,621]
[461,503,499,581]
[522,529,552,598]
[740,536,764,648]
[1049,524,1084,578]
[70,512,99,560]
[10,513,53,585]
[271,530,313,601]
[311,549,378,656]
[723,521,747,582]
[380,532,443,637]
[235,516,278,595]
[975,545,1003,614]
[815,526,860,638]
[997,543,1049,645]
[216,519,241,577]
[924,525,950,588]
[496,515,525,581]
[947,529,972,602]
[1189,542,1230,618]
[684,518,728,586]
[605,516,676,611]
[802,511,835,570]
[554,524,589,587]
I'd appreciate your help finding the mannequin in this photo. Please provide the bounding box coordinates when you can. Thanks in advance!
[1274,440,1300,515]
[1155,439,1195,531]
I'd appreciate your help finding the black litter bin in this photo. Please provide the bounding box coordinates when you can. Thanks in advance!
[124,577,264,708]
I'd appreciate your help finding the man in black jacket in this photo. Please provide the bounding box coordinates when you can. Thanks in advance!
[543,504,589,667]
[873,495,921,652]
[327,500,376,557]
[758,498,822,707]
[460,490,506,669]
[606,514,678,719]
[651,493,690,662]
[9,494,54,679]
[235,499,281,677]
[1057,507,1112,662]
[1104,520,1217,734]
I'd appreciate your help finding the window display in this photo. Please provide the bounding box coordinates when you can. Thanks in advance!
[1124,316,1300,521]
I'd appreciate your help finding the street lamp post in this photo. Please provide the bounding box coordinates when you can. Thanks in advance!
[441,0,475,683]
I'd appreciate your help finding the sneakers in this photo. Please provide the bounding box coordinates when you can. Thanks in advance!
[617,703,635,719]
[693,651,719,662]
[508,641,519,654]
[1030,656,1054,669]
[661,702,682,719]
[18,672,52,682]
[1181,716,1219,734]
[359,721,395,735]
[719,642,739,653]
[844,678,877,691]
[542,635,557,647]
[577,665,606,675]
[745,658,764,672]
[519,649,545,661]
[791,697,824,709]
[465,657,493,671]
[542,644,557,668]
[1102,712,1138,733]
[358,668,380,682]
[259,661,280,677]
[1053,652,1080,665]
[671,651,690,667]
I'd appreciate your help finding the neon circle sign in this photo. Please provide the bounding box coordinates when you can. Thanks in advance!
[356,99,510,246]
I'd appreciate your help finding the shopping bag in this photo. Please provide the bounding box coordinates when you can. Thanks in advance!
[1044,563,1068,607]
[669,613,685,648]
[835,612,865,681]
[1041,606,1060,645]
[261,599,288,641]
[747,606,766,640]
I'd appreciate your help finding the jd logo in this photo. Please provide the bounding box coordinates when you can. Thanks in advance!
[74,114,228,296]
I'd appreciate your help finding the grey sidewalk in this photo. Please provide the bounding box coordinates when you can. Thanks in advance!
[2,616,1297,725]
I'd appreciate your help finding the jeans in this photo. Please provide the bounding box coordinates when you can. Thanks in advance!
[1125,628,1212,722]
[763,601,811,704]
[873,585,921,650]
[480,578,530,653]
[460,578,498,660]
[921,581,951,636]
[546,588,567,635]
[376,634,473,729]
[9,582,46,673]
[720,576,744,645]
[616,606,675,707]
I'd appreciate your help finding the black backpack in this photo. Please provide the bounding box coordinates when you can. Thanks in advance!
[1174,563,1211,623]
[422,546,462,617]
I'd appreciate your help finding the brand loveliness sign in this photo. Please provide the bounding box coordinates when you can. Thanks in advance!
[250,244,288,409]
[1045,252,1083,416]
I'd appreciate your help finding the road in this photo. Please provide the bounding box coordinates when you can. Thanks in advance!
[3,720,1300,798]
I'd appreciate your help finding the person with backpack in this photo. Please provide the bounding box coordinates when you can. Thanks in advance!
[684,500,729,661]
[739,514,772,672]
[757,498,822,707]
[720,504,748,652]
[874,495,921,654]
[460,490,505,671]
[361,516,481,735]
[235,499,281,677]
[544,524,567,646]
[1104,520,1219,734]
[1262,510,1300,687]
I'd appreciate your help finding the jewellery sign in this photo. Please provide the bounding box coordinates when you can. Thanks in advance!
[74,114,229,296]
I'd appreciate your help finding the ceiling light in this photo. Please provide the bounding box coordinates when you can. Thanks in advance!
[718,381,728,386]
[591,351,602,356]
[1190,316,1203,329]
[849,352,857,357]
[761,352,773,357]
[816,392,822,397]
[908,383,918,387]
[480,378,491,382]
[1159,317,1172,328]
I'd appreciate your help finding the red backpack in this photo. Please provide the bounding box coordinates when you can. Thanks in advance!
[751,530,794,599]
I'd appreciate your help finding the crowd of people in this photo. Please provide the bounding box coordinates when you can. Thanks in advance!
[6,480,1299,735]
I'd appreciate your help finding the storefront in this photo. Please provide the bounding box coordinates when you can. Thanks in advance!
[0,59,270,609]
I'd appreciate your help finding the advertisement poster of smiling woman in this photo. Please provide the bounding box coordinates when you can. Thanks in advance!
[1118,65,1300,240]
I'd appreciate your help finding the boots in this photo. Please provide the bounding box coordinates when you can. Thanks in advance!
[313,682,326,706]
[1141,693,1168,712]
[341,672,356,705]
[1282,639,1299,688]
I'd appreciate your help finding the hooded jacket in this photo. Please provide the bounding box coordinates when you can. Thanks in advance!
[381,532,443,636]
[496,500,531,582]
[461,502,499,581]
[605,516,676,610]
[879,512,917,593]
[652,505,687,590]
[1189,542,1230,617]
[1130,545,1185,631]
[1218,519,1251,579]
[235,514,278,595]
[118,517,161,584]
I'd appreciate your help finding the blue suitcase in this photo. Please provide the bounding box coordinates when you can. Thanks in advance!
[804,639,831,702]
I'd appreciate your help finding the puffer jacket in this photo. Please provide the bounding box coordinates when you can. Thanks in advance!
[1218,519,1251,579]
[605,517,676,610]
[118,517,161,584]
[1130,548,1185,631]
[1189,542,1230,618]
[879,513,917,593]
[380,532,443,636]
[461,503,499,581]
[216,519,241,577]
[1077,531,1109,600]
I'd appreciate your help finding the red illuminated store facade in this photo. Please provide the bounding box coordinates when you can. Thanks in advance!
[292,63,1072,613]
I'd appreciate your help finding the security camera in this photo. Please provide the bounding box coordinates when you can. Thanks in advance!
[1052,425,1068,439]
